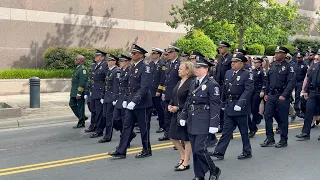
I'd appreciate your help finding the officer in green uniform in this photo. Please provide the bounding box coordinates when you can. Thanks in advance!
[70,55,88,128]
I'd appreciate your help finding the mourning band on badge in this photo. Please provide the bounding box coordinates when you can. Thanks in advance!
[282,66,286,71]
[135,69,138,73]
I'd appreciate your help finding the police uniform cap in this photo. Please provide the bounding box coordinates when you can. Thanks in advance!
[190,50,205,59]
[296,52,304,58]
[219,41,231,48]
[253,57,263,63]
[163,49,168,55]
[119,54,132,61]
[195,57,213,68]
[208,58,215,63]
[231,54,248,62]
[131,44,148,54]
[107,53,119,61]
[167,45,180,53]
[95,49,107,56]
[317,49,320,55]
[286,53,292,59]
[235,48,247,56]
[151,47,164,54]
[275,46,290,54]
[181,51,190,57]
[309,50,317,55]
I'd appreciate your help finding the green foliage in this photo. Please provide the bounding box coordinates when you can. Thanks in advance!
[175,30,217,58]
[265,45,278,56]
[0,69,72,79]
[202,21,236,46]
[292,39,320,53]
[284,45,295,54]
[43,47,125,70]
[247,44,265,55]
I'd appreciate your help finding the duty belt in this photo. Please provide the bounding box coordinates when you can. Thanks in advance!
[128,87,139,93]
[227,95,239,101]
[271,88,284,94]
[189,104,210,111]
[92,80,104,84]
[119,87,128,93]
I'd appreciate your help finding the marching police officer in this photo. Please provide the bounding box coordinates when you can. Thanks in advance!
[189,50,205,64]
[108,44,153,159]
[158,45,181,141]
[211,54,254,160]
[234,49,252,71]
[261,46,295,148]
[293,52,308,118]
[70,55,88,128]
[98,54,120,143]
[248,57,267,138]
[149,47,166,133]
[296,51,320,140]
[180,57,221,180]
[215,41,233,133]
[89,49,108,138]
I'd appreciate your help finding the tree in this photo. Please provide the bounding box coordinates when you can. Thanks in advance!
[167,0,310,49]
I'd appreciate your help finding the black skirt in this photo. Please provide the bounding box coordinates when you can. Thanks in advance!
[168,112,189,141]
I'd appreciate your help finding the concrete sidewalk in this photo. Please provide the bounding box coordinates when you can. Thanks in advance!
[0,92,89,129]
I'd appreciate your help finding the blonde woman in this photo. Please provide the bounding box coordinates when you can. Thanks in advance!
[168,61,195,171]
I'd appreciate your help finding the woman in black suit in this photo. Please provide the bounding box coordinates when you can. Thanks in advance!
[168,61,195,171]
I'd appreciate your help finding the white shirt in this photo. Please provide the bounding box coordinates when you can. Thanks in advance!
[109,66,116,71]
[197,76,206,84]
[134,59,143,67]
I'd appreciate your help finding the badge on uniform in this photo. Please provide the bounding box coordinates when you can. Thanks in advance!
[202,84,207,91]
[162,66,166,71]
[214,87,220,95]
[301,65,304,68]
[282,66,286,71]
[175,64,178,69]
[236,76,241,81]
[125,72,128,76]
[99,66,102,70]
[135,69,138,73]
[258,71,260,75]
[83,70,86,74]
[145,66,150,73]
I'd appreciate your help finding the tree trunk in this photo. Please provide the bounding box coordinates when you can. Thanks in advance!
[238,27,245,49]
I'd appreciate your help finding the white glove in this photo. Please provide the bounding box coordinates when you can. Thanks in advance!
[180,120,186,126]
[127,102,136,110]
[221,108,225,110]
[209,127,219,134]
[90,92,92,96]
[100,99,104,104]
[234,105,241,111]
[112,100,117,106]
[122,101,128,108]
[300,92,304,97]
[84,95,88,100]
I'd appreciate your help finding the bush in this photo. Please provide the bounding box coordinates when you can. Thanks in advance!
[292,38,320,53]
[176,30,218,58]
[284,45,295,54]
[247,44,265,55]
[43,47,125,70]
[0,69,72,79]
[265,45,278,56]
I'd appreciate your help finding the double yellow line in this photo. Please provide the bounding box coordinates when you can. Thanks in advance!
[0,123,303,176]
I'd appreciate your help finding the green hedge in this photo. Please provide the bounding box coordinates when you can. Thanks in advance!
[265,45,278,56]
[43,47,125,70]
[292,39,320,53]
[0,69,72,79]
[247,43,265,55]
[284,45,294,54]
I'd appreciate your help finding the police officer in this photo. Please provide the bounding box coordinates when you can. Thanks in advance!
[108,44,153,159]
[70,55,88,128]
[189,50,205,64]
[181,51,190,61]
[211,54,254,160]
[158,45,181,141]
[234,49,252,71]
[215,41,233,133]
[248,57,267,138]
[261,46,295,148]
[97,54,120,143]
[179,57,221,180]
[149,47,166,133]
[293,52,308,118]
[89,49,108,138]
[112,54,136,147]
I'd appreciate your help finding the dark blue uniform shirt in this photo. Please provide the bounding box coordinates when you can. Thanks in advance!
[149,60,166,97]
[91,61,107,100]
[164,58,181,101]
[101,66,120,103]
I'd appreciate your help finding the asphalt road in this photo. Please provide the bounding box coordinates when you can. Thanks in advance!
[0,117,319,180]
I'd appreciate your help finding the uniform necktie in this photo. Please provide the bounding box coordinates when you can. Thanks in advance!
[233,71,237,77]
[195,80,200,88]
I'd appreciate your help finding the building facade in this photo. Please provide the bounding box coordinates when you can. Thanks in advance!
[0,0,319,69]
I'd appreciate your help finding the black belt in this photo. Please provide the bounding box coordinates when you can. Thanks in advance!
[227,95,239,101]
[254,86,262,92]
[92,81,104,84]
[189,104,210,111]
[128,88,139,93]
[270,88,284,94]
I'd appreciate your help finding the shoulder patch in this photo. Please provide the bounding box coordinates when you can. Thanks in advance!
[249,73,253,80]
[83,70,86,74]
[145,66,150,73]
[290,66,294,72]
[214,86,220,96]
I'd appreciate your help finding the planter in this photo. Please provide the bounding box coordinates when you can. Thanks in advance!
[0,102,21,119]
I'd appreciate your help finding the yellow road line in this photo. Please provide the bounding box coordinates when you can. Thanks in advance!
[0,123,304,176]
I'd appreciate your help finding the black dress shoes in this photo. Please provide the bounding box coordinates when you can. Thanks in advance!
[276,127,281,134]
[217,128,223,133]
[275,141,287,148]
[295,133,310,140]
[158,136,170,141]
[135,151,152,158]
[209,167,221,180]
[108,151,126,159]
[98,138,111,143]
[210,152,224,160]
[192,177,205,180]
[73,123,85,129]
[156,128,164,133]
[90,133,102,138]
[238,153,252,160]
[84,128,95,133]
[248,130,257,138]
[260,139,275,147]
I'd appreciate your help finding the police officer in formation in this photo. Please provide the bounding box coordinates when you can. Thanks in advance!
[149,47,166,133]
[98,54,120,143]
[109,44,153,159]
[215,42,233,133]
[88,50,108,138]
[159,45,181,141]
[180,57,221,180]
[70,55,88,128]
[211,54,254,160]
[261,46,295,148]
[248,57,267,138]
